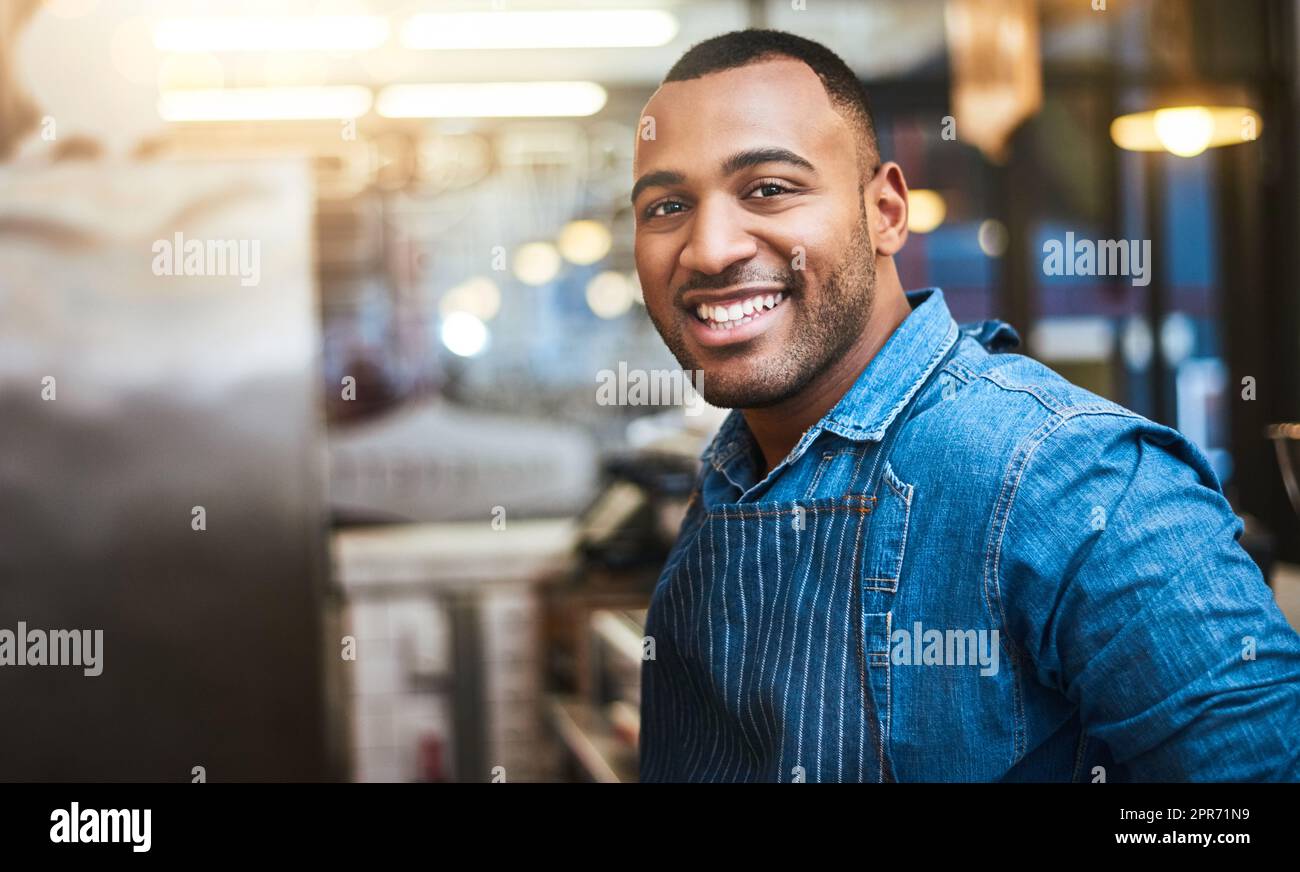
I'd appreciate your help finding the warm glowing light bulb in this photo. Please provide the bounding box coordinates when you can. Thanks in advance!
[585,272,634,319]
[907,189,947,234]
[439,277,501,322]
[1152,107,1215,157]
[558,220,612,265]
[512,242,562,286]
[1111,106,1262,156]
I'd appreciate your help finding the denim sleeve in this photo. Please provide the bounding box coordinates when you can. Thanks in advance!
[995,411,1300,781]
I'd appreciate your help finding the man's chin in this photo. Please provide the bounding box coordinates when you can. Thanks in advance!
[694,365,802,410]
[659,325,807,408]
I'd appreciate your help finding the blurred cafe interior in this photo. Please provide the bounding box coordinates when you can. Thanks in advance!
[1,0,1298,782]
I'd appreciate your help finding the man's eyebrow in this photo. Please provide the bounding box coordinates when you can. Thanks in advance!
[630,148,817,204]
[719,146,816,178]
[631,170,686,204]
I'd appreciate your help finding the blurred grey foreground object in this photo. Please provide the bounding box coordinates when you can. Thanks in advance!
[0,160,348,780]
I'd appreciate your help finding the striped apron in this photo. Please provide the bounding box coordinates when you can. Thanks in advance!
[640,345,955,782]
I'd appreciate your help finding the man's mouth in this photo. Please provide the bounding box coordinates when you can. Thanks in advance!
[690,291,786,331]
[681,288,790,349]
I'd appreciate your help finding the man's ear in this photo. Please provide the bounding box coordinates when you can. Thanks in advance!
[867,162,909,257]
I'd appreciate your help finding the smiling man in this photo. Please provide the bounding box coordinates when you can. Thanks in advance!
[633,29,1300,783]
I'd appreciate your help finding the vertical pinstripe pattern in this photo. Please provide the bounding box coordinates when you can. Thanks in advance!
[793,509,828,777]
[644,493,883,782]
[702,522,720,779]
[744,513,767,758]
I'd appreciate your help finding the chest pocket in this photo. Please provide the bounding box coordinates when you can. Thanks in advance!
[858,460,912,594]
[802,448,914,601]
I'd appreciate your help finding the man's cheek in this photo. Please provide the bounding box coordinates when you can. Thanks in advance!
[644,296,677,335]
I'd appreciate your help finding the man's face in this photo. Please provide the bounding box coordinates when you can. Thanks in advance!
[632,58,878,409]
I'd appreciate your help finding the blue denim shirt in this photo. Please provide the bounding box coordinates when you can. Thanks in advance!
[639,287,1300,782]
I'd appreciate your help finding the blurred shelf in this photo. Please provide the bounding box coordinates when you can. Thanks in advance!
[546,695,638,784]
[590,608,645,667]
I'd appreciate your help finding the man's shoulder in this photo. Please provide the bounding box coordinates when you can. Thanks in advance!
[908,334,1136,453]
[901,334,1217,495]
[943,333,1132,420]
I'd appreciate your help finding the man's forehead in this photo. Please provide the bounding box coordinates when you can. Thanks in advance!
[635,58,847,168]
[643,57,834,115]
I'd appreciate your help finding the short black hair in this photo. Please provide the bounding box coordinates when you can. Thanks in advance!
[663,29,879,176]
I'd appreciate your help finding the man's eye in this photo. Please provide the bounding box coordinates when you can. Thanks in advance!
[747,181,791,199]
[645,200,686,219]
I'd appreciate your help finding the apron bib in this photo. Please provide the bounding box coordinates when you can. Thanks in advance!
[641,343,957,782]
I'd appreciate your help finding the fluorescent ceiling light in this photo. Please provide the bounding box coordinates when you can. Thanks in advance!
[153,16,389,52]
[158,86,374,121]
[377,82,607,118]
[401,9,678,50]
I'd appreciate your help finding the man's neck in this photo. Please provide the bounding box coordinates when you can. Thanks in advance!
[743,281,913,476]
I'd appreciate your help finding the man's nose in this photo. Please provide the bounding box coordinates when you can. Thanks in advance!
[678,196,758,276]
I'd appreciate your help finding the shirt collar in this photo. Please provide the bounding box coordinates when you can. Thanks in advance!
[701,287,959,470]
[821,286,959,441]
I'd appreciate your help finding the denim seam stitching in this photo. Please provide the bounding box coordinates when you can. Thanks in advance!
[987,406,1146,762]
[805,446,865,498]
[979,369,1069,415]
[864,615,891,663]
[863,463,912,587]
[1071,727,1090,783]
[805,454,831,497]
[884,609,892,775]
[985,415,1070,761]
[946,359,978,383]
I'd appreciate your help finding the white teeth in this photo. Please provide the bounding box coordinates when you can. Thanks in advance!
[695,291,787,327]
